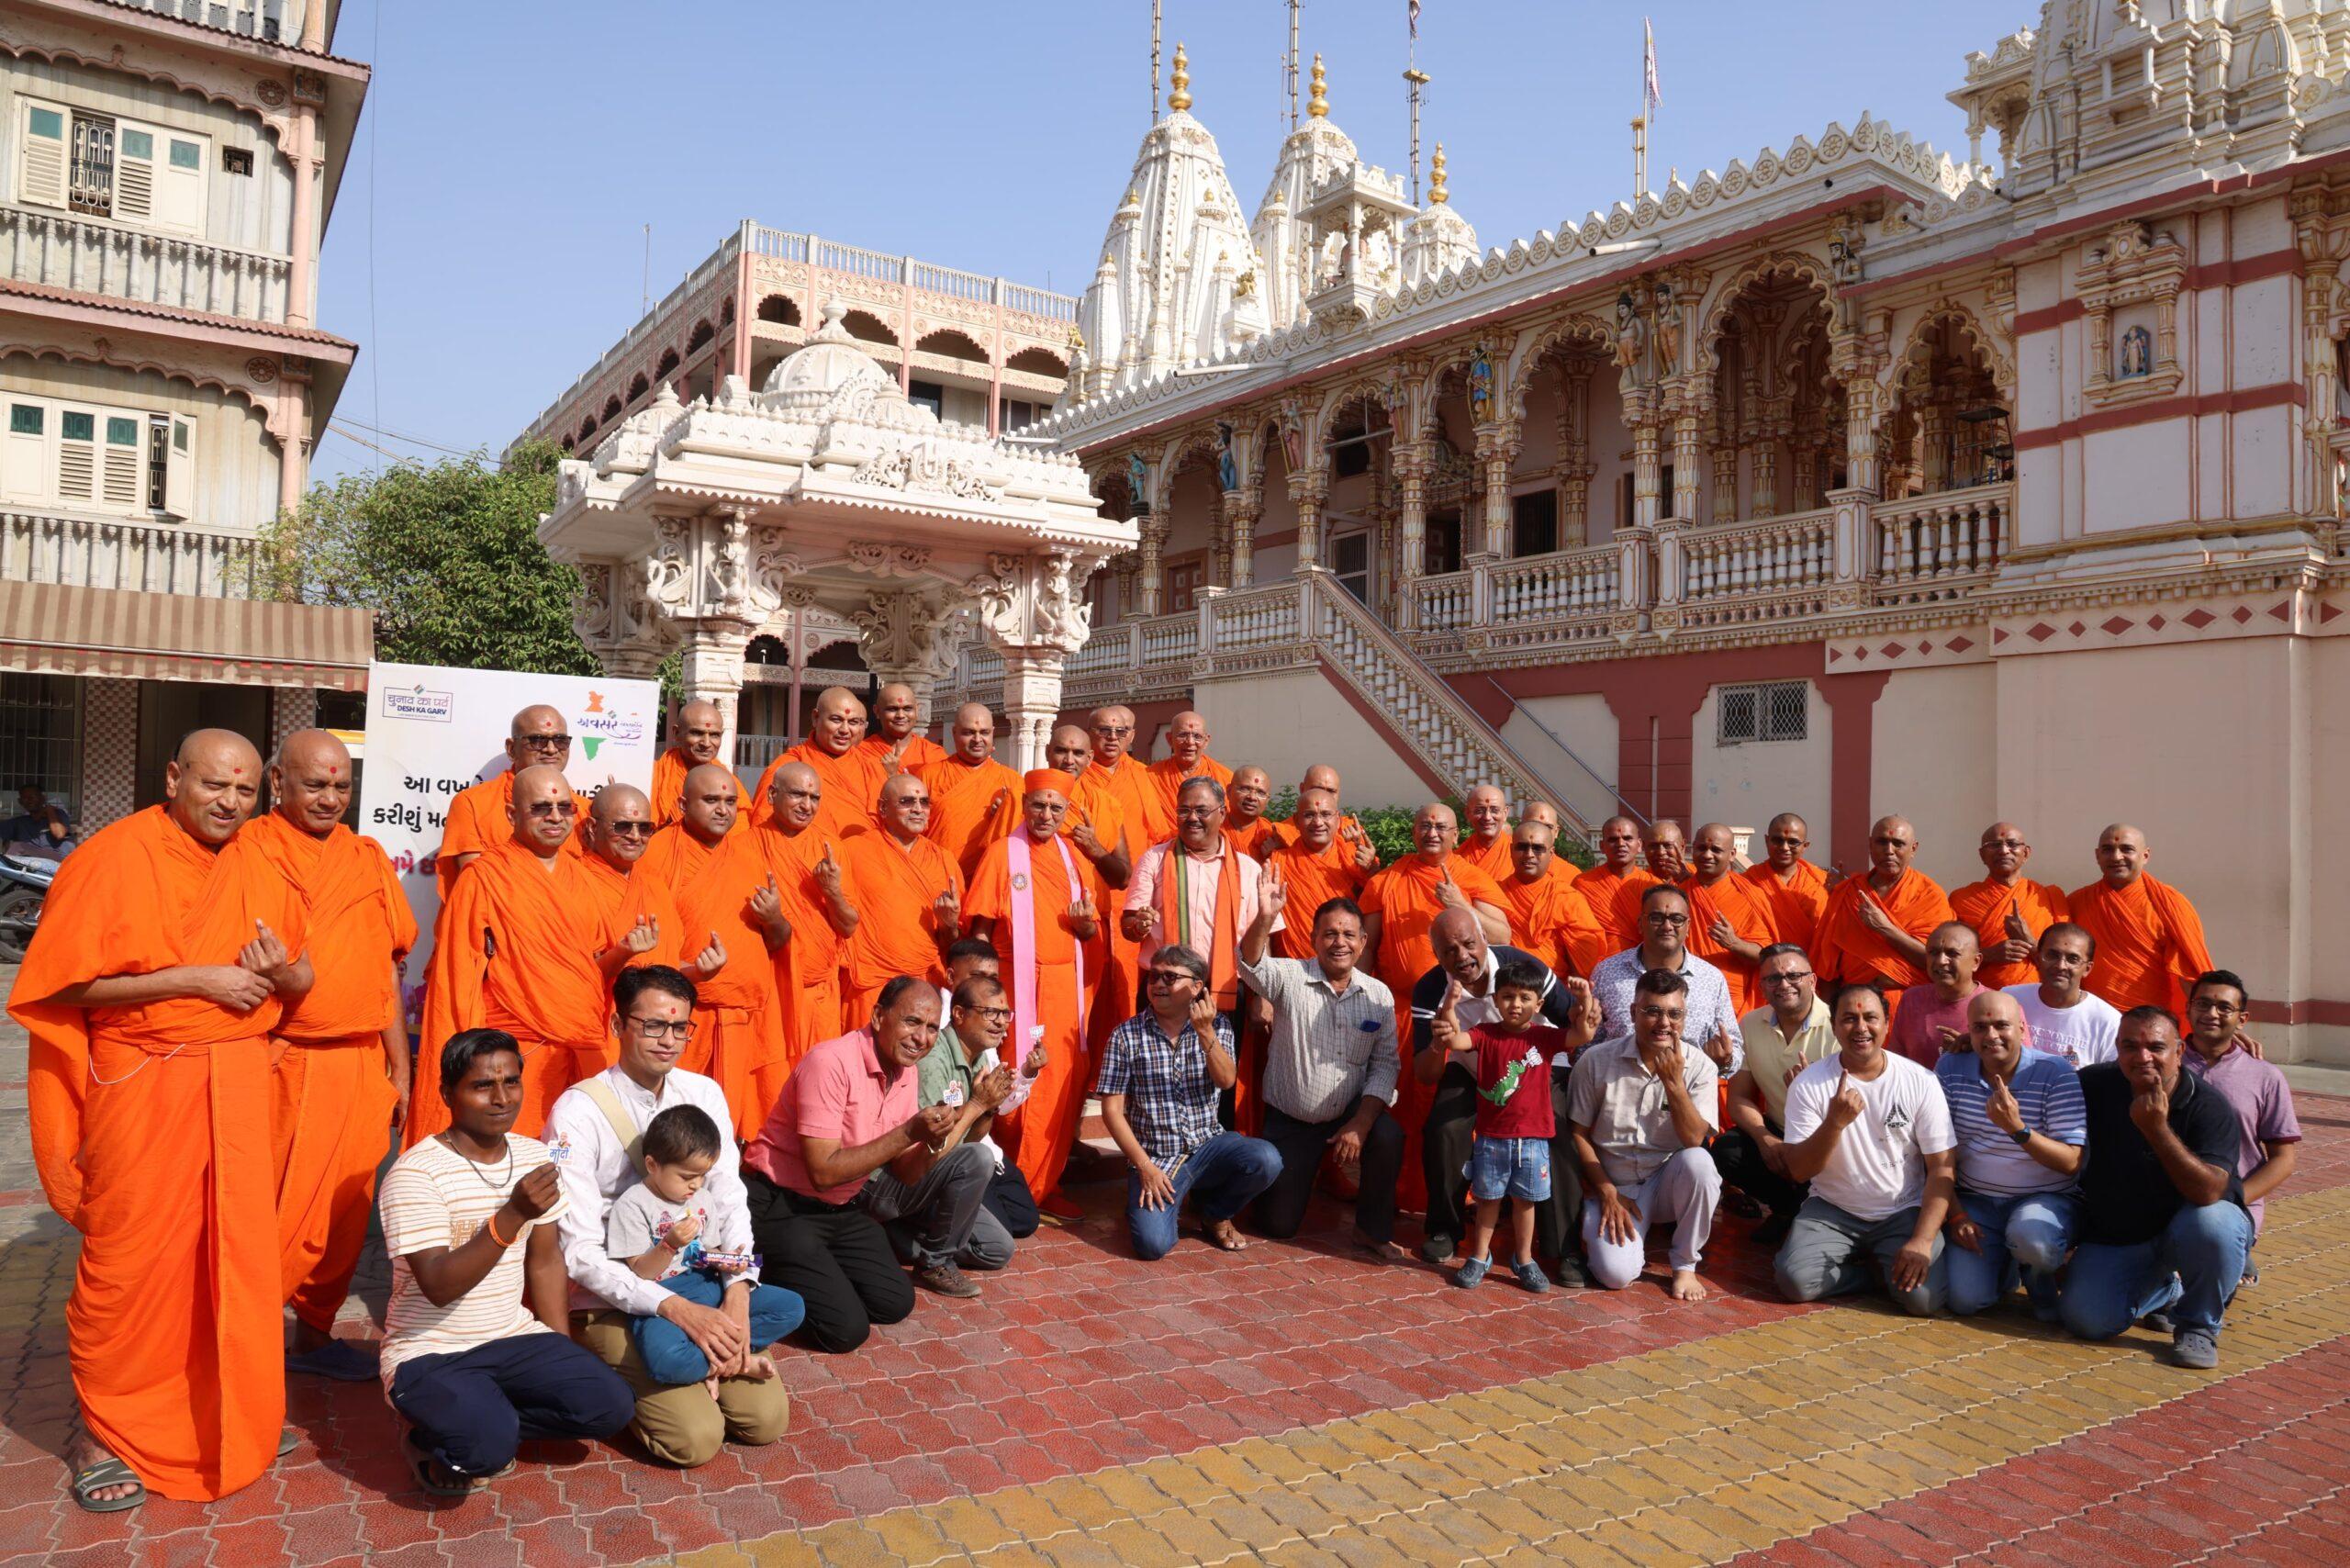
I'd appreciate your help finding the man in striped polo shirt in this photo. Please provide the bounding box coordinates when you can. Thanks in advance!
[1934,990,2087,1319]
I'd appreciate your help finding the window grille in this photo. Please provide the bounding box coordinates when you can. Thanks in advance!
[0,674,83,808]
[1718,681,1807,745]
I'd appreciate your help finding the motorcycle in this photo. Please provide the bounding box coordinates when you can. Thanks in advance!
[0,853,55,964]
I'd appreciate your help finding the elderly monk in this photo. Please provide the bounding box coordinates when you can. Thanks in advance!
[580,784,714,980]
[841,774,966,1020]
[2068,823,2215,1015]
[1146,710,1235,828]
[639,764,786,1133]
[1086,704,1169,853]
[1951,823,2070,991]
[245,730,417,1383]
[1501,818,1612,980]
[1225,767,1282,859]
[754,686,881,838]
[1685,823,1782,1014]
[410,767,672,1144]
[1270,765,1370,858]
[858,681,949,777]
[1607,820,1692,940]
[1573,815,1658,950]
[650,700,749,829]
[1458,784,1516,882]
[1262,787,1378,960]
[15,729,312,1507]
[434,704,586,895]
[749,762,861,1082]
[920,703,1025,882]
[1742,812,1830,953]
[1809,816,1955,1001]
[968,770,1104,1213]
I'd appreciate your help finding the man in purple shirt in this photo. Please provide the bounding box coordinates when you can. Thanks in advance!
[1888,923,1986,1070]
[2182,969,2300,1249]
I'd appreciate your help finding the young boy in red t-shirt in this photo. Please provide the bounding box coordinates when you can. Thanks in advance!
[1431,958,1594,1291]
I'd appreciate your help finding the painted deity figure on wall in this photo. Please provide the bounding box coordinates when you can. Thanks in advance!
[1216,421,1237,491]
[1468,342,1494,423]
[2119,325,2152,379]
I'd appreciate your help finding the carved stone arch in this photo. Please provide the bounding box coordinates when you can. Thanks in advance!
[1414,346,1482,435]
[1696,249,1837,374]
[1150,427,1224,516]
[0,39,295,163]
[1886,297,2016,403]
[1088,461,1136,520]
[1505,313,1613,419]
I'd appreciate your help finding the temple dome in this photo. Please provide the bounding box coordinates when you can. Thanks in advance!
[761,300,899,409]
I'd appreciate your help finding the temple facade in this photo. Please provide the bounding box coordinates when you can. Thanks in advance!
[928,12,2350,1062]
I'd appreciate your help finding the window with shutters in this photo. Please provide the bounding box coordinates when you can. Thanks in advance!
[14,97,207,235]
[0,391,194,518]
[1716,681,1808,745]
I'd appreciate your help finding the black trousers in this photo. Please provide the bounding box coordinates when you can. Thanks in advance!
[985,1161,1040,1239]
[1424,1062,1585,1260]
[388,1332,636,1478]
[744,1169,914,1354]
[1251,1104,1404,1243]
[1711,1122,1810,1219]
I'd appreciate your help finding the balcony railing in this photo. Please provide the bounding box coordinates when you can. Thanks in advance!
[1491,543,1619,623]
[1,206,292,323]
[1871,483,2008,604]
[2,511,268,599]
[121,0,302,45]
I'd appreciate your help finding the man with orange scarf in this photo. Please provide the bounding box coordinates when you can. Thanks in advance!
[434,704,587,896]
[841,773,966,1020]
[753,687,881,838]
[2068,823,2214,1015]
[1810,816,1955,1008]
[1741,812,1830,953]
[14,729,311,1509]
[1360,802,1511,1208]
[1951,822,2070,991]
[968,770,1104,1215]
[922,703,1025,882]
[649,700,748,828]
[242,730,416,1385]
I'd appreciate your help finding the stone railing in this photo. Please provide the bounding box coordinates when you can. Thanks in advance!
[1663,506,1838,630]
[1,511,267,599]
[735,734,792,772]
[120,0,305,44]
[0,206,291,323]
[1870,483,2008,604]
[1490,543,1621,624]
[1411,571,1475,632]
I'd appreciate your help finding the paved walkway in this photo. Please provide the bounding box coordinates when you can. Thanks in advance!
[4,975,2346,1565]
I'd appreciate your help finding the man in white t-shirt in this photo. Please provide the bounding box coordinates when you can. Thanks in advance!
[1774,981,1959,1316]
[2003,922,2121,1068]
[378,1030,634,1496]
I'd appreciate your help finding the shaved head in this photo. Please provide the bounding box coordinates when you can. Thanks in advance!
[167,727,263,846]
[1867,815,1919,882]
[1464,785,1509,842]
[1291,786,1340,849]
[510,764,577,857]
[808,687,867,756]
[1229,767,1271,822]
[877,771,932,840]
[588,783,655,868]
[1412,801,1460,859]
[1301,764,1340,796]
[271,728,352,837]
[1089,705,1136,765]
[2096,823,2150,887]
[950,703,996,763]
[675,700,726,766]
[1166,710,1209,765]
[1048,724,1092,774]
[1762,812,1810,873]
[680,763,739,845]
[505,704,571,773]
[510,704,565,742]
[1690,823,1735,881]
[769,760,822,832]
[873,682,923,742]
[1978,821,2030,882]
[1642,819,1688,879]
[1597,815,1641,872]
[1522,801,1561,833]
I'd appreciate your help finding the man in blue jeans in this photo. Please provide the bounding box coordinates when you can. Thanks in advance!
[2060,1005,2253,1369]
[1936,990,2086,1318]
[1096,943,1282,1259]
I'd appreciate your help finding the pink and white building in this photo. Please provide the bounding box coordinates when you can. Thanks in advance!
[0,0,370,830]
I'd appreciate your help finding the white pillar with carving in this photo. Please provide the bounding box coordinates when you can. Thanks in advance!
[968,548,1096,770]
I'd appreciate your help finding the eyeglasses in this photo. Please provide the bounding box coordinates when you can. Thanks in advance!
[957,1004,1013,1023]
[1643,912,1689,926]
[607,820,654,836]
[1145,969,1197,986]
[526,800,578,820]
[1174,807,1220,821]
[517,734,572,751]
[624,1015,697,1041]
[2189,999,2244,1017]
[1762,970,1814,986]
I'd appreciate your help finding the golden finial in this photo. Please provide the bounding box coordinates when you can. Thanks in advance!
[1308,53,1328,118]
[1429,142,1450,205]
[1169,42,1192,112]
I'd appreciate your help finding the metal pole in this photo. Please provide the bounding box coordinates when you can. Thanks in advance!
[1631,116,1647,200]
[1152,0,1163,122]
[1405,69,1429,206]
[1288,0,1301,130]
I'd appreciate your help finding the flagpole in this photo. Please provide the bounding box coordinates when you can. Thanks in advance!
[1406,0,1427,206]
[1152,0,1163,123]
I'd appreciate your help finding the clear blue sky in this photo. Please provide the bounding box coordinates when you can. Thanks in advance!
[314,0,2029,482]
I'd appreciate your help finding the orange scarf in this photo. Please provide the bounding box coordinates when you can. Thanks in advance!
[1160,838,1240,1010]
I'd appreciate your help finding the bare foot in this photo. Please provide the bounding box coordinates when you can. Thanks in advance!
[1668,1268,1707,1303]
[1204,1218,1250,1252]
[68,1428,138,1506]
[744,1352,779,1382]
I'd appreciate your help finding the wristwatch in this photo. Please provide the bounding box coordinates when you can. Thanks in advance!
[2008,1126,2033,1147]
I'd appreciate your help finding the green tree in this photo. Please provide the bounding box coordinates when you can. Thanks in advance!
[263,441,598,675]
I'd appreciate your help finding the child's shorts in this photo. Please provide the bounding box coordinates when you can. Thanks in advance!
[1470,1135,1551,1203]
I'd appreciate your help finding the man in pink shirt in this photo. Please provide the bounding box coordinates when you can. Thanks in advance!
[1121,777,1270,1025]
[1888,923,1987,1069]
[741,979,991,1350]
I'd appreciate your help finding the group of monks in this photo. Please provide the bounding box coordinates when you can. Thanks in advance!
[10,683,2224,1510]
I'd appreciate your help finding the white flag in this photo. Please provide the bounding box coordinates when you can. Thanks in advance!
[1643,17,1662,115]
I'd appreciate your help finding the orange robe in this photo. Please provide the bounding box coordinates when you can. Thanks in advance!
[1361,853,1510,1209]
[1743,859,1830,956]
[856,731,948,780]
[649,746,748,829]
[409,841,619,1145]
[432,769,584,898]
[1459,832,1516,885]
[1573,864,1659,953]
[968,832,1102,1200]
[1684,872,1783,1014]
[2067,874,2215,1017]
[1951,877,2072,991]
[752,741,884,839]
[1262,840,1371,961]
[1146,754,1235,831]
[241,812,417,1337]
[1081,756,1163,1046]
[12,806,308,1502]
[922,755,1024,883]
[665,827,791,1138]
[840,832,963,1021]
[1225,817,1284,859]
[1810,868,1955,995]
[750,821,851,1071]
[1502,869,1613,980]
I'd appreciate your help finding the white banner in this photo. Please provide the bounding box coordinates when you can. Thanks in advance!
[356,661,661,1027]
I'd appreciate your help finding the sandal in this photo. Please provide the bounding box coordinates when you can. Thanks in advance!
[71,1455,145,1514]
[278,1427,299,1458]
[1203,1219,1250,1252]
[402,1434,484,1499]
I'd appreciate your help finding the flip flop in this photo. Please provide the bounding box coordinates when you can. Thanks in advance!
[288,1340,378,1383]
[71,1455,145,1514]
[402,1434,481,1499]
[1203,1220,1250,1253]
[279,1427,299,1458]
